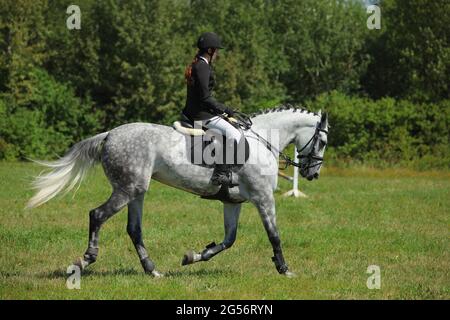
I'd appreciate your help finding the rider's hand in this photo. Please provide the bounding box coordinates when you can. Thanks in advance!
[224,107,235,117]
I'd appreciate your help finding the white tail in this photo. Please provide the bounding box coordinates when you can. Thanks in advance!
[26,132,109,209]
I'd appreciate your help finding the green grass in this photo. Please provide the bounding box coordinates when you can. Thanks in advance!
[0,162,449,299]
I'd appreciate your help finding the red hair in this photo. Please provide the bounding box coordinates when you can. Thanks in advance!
[184,50,201,86]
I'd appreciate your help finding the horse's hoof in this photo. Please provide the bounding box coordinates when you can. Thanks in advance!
[151,270,164,278]
[181,250,195,266]
[141,258,155,274]
[283,271,297,278]
[72,257,88,271]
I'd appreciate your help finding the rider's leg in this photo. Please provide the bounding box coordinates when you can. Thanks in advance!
[204,116,242,143]
[203,116,242,186]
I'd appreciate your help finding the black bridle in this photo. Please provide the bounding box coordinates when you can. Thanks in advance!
[297,122,328,170]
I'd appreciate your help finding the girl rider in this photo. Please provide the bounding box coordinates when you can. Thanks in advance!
[183,32,241,187]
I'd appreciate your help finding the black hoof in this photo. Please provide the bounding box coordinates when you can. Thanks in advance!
[141,258,155,274]
[181,250,195,266]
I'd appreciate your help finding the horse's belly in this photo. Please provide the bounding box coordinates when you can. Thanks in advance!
[151,164,217,196]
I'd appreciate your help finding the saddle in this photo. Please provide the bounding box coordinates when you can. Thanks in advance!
[172,113,250,203]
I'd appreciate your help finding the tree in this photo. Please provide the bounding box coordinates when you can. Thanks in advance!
[269,0,370,102]
[0,0,47,106]
[185,0,287,113]
[363,0,450,102]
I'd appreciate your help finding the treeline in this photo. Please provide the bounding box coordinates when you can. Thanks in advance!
[0,0,448,169]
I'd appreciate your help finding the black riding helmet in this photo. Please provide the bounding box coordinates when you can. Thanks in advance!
[197,32,224,50]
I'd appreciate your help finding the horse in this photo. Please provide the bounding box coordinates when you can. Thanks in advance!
[26,105,329,277]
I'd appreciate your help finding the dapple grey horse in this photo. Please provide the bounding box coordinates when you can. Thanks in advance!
[27,105,329,277]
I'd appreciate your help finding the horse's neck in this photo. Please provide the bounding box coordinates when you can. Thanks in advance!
[250,110,318,151]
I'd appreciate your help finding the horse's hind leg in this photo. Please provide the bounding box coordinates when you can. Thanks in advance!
[75,189,131,270]
[127,192,162,277]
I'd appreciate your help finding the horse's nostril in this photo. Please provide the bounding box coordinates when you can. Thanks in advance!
[313,173,319,179]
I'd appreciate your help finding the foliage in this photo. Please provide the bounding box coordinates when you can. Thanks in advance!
[270,0,370,101]
[0,68,101,159]
[309,91,450,169]
[0,0,448,167]
[363,0,450,102]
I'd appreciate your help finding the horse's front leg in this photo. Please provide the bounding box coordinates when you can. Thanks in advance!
[252,192,296,277]
[182,202,241,265]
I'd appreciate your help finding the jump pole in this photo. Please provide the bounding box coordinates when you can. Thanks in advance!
[282,147,307,198]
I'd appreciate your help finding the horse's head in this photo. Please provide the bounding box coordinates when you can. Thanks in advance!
[295,111,329,181]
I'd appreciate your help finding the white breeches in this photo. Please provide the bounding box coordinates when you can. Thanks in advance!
[202,116,242,144]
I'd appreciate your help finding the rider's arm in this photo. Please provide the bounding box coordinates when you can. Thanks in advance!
[194,61,232,115]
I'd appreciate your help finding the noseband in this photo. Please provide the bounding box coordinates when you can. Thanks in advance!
[297,122,328,170]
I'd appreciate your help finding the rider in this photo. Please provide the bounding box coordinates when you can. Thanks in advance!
[183,32,242,186]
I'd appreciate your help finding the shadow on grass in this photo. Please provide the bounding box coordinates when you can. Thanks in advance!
[36,268,141,279]
[32,267,233,279]
[164,268,233,278]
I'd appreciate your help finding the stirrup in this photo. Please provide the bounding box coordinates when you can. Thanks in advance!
[211,164,234,186]
[211,174,232,186]
[211,173,238,187]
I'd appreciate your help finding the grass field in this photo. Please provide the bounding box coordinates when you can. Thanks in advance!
[0,162,448,299]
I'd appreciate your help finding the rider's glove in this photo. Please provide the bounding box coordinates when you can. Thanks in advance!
[224,107,235,117]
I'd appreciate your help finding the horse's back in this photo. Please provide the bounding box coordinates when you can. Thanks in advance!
[107,122,170,137]
[100,122,175,191]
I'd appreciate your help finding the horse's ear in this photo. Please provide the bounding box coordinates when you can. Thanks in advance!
[317,109,322,116]
[321,112,328,129]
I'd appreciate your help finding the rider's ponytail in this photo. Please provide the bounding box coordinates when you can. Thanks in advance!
[184,51,200,86]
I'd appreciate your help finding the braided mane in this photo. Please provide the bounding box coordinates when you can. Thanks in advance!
[249,104,319,118]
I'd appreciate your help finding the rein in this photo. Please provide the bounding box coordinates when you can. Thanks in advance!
[249,127,300,170]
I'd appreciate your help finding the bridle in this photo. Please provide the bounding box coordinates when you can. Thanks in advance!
[297,122,328,170]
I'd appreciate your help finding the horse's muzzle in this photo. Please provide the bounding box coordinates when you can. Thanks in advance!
[307,172,319,181]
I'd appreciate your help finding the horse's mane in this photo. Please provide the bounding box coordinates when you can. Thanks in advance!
[249,104,319,118]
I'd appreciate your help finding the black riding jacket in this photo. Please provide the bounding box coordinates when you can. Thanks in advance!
[183,56,227,121]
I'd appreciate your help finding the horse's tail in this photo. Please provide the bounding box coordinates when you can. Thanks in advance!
[26,132,109,209]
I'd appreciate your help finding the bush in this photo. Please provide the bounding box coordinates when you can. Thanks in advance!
[309,91,450,170]
[0,68,102,160]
